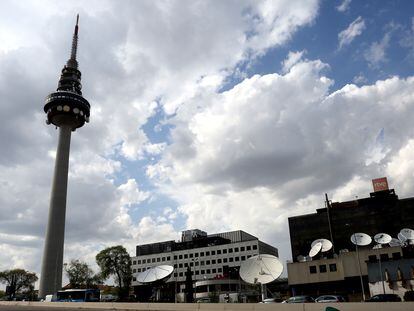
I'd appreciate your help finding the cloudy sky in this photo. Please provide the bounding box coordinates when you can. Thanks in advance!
[1,0,414,284]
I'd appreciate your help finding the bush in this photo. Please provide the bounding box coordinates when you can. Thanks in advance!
[404,290,414,302]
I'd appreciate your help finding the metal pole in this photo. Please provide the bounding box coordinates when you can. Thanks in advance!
[355,240,366,301]
[377,247,386,294]
[261,283,265,302]
[325,193,335,254]
[39,126,72,298]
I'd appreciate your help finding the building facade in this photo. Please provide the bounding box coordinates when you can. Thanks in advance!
[131,229,278,302]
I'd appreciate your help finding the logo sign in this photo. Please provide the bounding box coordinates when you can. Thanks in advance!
[372,177,389,192]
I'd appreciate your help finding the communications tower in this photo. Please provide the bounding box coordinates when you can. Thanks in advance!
[39,15,90,297]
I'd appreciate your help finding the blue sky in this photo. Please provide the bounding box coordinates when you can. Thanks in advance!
[0,0,414,284]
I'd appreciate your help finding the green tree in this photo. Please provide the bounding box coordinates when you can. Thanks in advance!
[0,269,38,299]
[96,245,132,300]
[64,259,102,288]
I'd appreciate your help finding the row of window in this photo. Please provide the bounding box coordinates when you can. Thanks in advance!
[132,255,256,273]
[309,263,337,274]
[174,267,223,277]
[132,244,258,265]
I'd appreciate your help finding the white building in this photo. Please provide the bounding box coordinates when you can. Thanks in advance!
[131,229,278,301]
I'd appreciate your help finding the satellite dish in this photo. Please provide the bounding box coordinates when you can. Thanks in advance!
[400,228,414,240]
[372,244,382,249]
[350,233,372,246]
[398,232,408,242]
[309,242,322,257]
[311,239,333,252]
[389,238,402,247]
[374,233,392,244]
[136,265,174,283]
[239,254,283,285]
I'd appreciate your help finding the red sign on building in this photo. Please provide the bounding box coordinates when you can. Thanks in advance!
[372,177,389,192]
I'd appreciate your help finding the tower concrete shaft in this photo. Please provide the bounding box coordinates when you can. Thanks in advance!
[39,15,90,298]
[39,126,71,297]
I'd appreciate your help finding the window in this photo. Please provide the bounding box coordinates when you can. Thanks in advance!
[206,251,210,256]
[189,253,193,258]
[190,262,193,267]
[201,261,205,266]
[206,260,210,265]
[184,254,188,259]
[241,256,246,261]
[201,270,205,274]
[252,245,258,250]
[223,258,228,263]
[392,252,402,260]
[229,258,234,262]
[138,268,141,272]
[179,263,183,268]
[228,248,233,253]
[368,255,377,262]
[185,263,188,267]
[143,259,146,264]
[133,269,136,273]
[133,260,136,265]
[174,255,177,260]
[195,261,199,266]
[200,252,205,256]
[179,255,183,259]
[157,258,160,262]
[212,259,216,264]
[319,265,327,273]
[174,273,178,277]
[218,259,222,263]
[152,258,155,263]
[235,247,239,252]
[309,266,317,274]
[223,249,227,254]
[179,272,183,277]
[217,250,221,255]
[247,246,251,251]
[206,269,211,274]
[195,253,199,257]
[247,255,251,259]
[240,247,245,252]
[174,264,177,268]
[138,260,141,264]
[218,268,222,272]
[195,271,199,275]
[380,254,389,261]
[162,257,166,261]
[212,268,216,273]
[235,257,239,262]
[329,263,337,272]
[211,251,216,255]
[167,256,171,261]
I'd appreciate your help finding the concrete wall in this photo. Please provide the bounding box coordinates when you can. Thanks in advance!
[1,301,414,311]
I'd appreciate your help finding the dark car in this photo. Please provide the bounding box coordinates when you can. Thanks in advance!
[315,295,346,303]
[366,294,402,302]
[283,295,315,303]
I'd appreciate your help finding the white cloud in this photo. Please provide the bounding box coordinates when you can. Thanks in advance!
[336,0,352,13]
[338,16,366,49]
[281,50,306,73]
[364,32,391,67]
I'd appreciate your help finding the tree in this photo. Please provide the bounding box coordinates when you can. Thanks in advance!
[96,246,132,300]
[0,269,38,300]
[64,259,102,288]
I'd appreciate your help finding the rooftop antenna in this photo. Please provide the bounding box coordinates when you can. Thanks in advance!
[67,14,79,69]
[325,193,335,255]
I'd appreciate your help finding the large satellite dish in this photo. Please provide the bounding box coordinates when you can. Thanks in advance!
[239,254,283,285]
[374,233,392,245]
[398,232,408,242]
[311,239,333,252]
[136,265,174,284]
[309,242,322,258]
[350,233,372,246]
[400,228,414,240]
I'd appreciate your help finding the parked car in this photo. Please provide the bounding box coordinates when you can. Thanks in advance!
[366,294,402,302]
[315,295,346,303]
[283,296,315,303]
[260,298,277,303]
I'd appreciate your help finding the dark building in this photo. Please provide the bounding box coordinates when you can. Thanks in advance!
[289,189,414,262]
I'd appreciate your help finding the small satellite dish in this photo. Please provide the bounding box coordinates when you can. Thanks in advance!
[136,265,174,283]
[389,238,402,247]
[350,233,372,246]
[372,244,382,249]
[374,233,392,244]
[309,242,322,257]
[239,254,283,285]
[400,228,414,240]
[311,239,333,252]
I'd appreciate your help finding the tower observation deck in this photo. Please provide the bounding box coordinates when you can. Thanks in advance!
[39,15,90,298]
